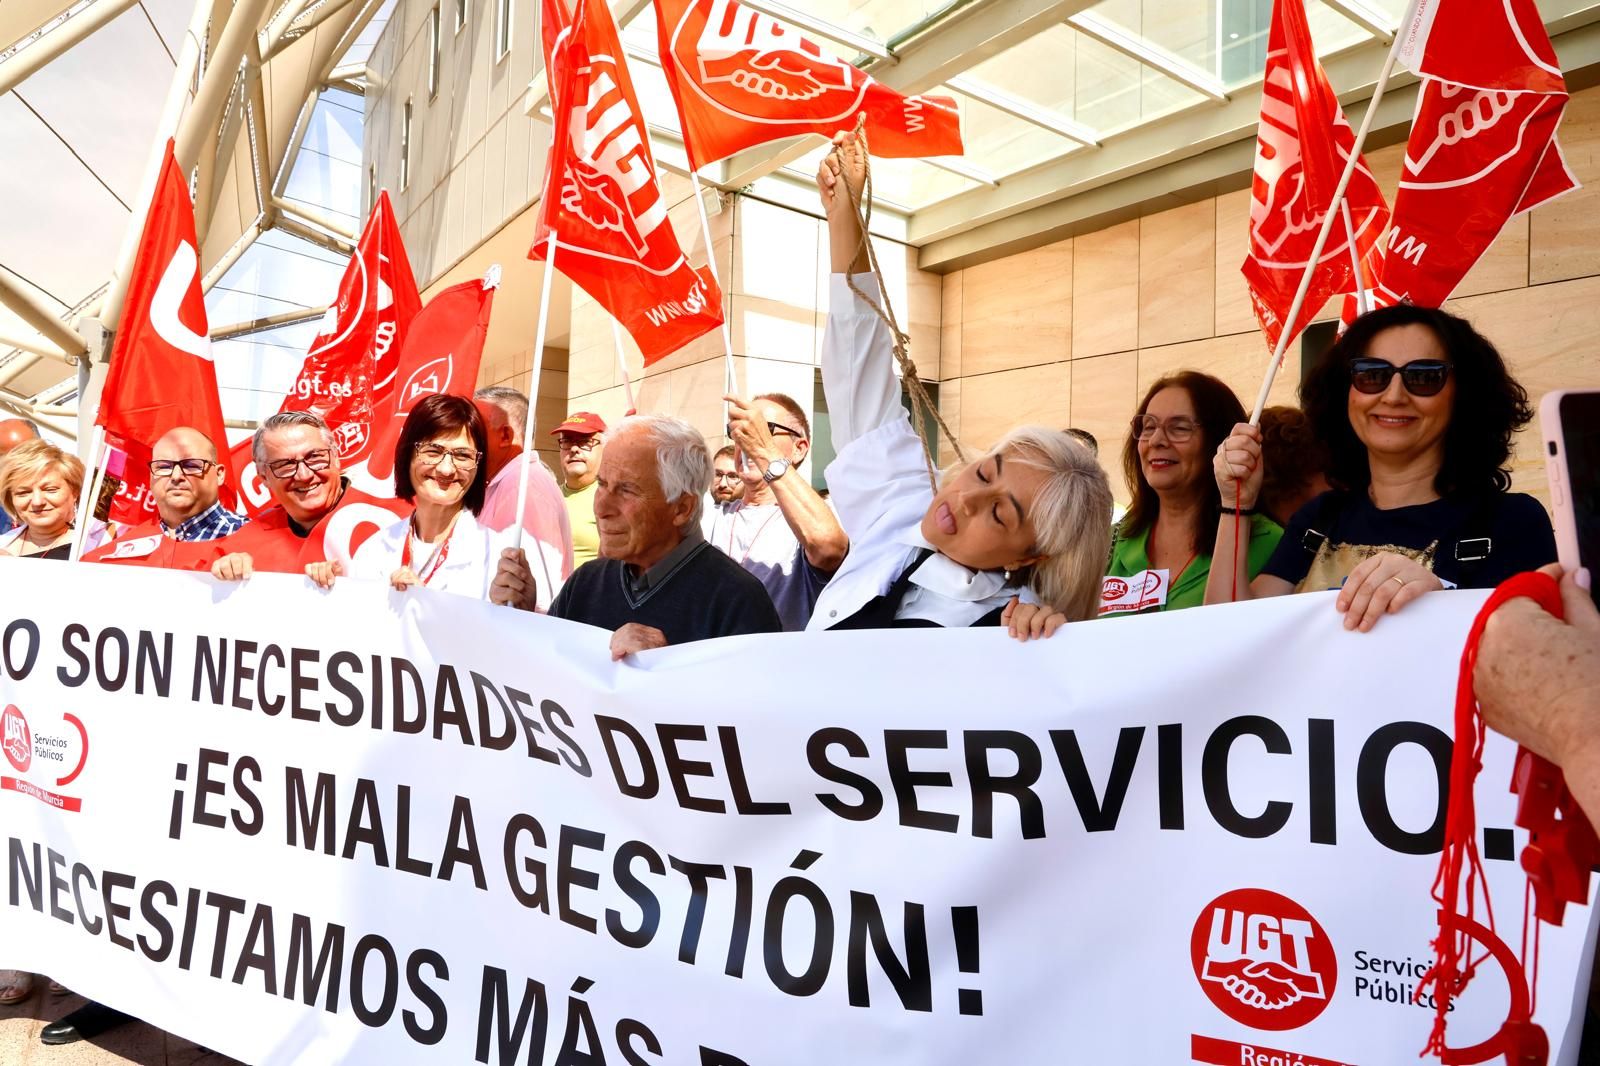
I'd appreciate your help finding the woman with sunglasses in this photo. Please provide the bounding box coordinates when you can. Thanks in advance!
[307,394,540,609]
[1205,304,1554,630]
[1100,372,1282,616]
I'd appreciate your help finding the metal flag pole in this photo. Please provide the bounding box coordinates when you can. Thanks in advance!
[611,318,638,415]
[69,425,107,562]
[511,239,560,607]
[688,168,739,412]
[1246,0,1419,425]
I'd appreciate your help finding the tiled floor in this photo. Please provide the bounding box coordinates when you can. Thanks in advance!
[0,983,241,1066]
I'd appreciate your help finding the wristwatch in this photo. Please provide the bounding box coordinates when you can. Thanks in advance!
[762,457,790,483]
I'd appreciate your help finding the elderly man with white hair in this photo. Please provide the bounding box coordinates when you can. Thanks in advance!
[548,414,781,659]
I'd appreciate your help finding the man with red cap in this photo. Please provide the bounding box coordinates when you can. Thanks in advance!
[553,411,607,566]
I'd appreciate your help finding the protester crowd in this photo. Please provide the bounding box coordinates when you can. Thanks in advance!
[0,130,1585,1047]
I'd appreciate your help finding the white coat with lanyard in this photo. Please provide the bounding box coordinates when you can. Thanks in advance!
[807,272,1019,630]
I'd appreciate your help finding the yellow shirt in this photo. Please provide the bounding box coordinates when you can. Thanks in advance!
[563,480,600,566]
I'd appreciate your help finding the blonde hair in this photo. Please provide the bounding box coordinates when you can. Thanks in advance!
[985,426,1113,622]
[0,439,84,522]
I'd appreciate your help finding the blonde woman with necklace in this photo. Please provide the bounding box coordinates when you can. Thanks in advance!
[0,440,103,562]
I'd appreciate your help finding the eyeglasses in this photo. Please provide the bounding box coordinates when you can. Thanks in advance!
[767,421,803,440]
[712,470,742,483]
[1349,358,1453,397]
[149,458,216,479]
[265,450,333,480]
[1131,415,1198,443]
[557,435,599,452]
[415,443,481,469]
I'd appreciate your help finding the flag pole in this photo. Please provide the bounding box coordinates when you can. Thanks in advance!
[69,425,107,562]
[611,318,638,415]
[511,233,560,605]
[687,168,738,412]
[1246,1,1416,425]
[1339,199,1372,316]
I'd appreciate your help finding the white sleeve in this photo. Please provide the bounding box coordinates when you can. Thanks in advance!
[822,272,904,454]
[349,525,397,582]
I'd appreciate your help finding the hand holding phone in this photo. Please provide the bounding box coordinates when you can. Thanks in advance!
[1540,389,1600,603]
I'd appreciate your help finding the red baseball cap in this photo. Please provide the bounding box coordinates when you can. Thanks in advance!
[550,412,607,437]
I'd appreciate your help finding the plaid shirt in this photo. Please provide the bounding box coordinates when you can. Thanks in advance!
[164,501,247,542]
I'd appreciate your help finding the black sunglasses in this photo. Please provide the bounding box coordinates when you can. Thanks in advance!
[1349,358,1453,397]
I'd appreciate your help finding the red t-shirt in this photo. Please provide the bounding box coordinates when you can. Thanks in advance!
[83,522,221,571]
[206,485,408,573]
[84,485,408,574]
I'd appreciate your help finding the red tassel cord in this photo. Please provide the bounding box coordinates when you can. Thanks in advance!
[1416,571,1600,1065]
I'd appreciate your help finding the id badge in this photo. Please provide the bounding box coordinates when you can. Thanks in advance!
[1099,569,1169,615]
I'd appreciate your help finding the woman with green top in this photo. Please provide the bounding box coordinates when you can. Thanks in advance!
[1101,371,1282,615]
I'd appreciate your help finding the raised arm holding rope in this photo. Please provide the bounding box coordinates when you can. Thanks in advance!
[805,130,1111,636]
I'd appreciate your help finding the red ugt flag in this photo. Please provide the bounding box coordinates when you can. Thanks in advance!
[97,140,235,525]
[534,0,724,365]
[280,190,420,472]
[653,0,963,170]
[1374,0,1578,308]
[230,191,423,516]
[1242,0,1390,352]
[363,272,498,482]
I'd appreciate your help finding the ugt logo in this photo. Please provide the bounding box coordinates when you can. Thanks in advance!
[1191,888,1338,1030]
[2,704,32,773]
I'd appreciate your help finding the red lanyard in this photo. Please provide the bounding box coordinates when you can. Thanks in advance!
[725,503,782,566]
[400,515,457,586]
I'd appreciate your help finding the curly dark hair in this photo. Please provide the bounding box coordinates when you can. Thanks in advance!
[1258,406,1330,522]
[1120,371,1247,553]
[1300,304,1532,496]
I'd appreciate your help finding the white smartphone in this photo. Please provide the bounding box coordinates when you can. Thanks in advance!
[1540,389,1600,603]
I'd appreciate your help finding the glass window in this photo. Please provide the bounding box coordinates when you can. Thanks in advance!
[496,0,512,59]
[428,5,441,99]
[400,99,412,191]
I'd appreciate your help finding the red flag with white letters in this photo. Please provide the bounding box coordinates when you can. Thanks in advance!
[279,192,420,470]
[362,272,497,482]
[229,192,423,516]
[652,0,963,169]
[1373,0,1578,307]
[97,140,235,525]
[1241,0,1389,352]
[534,0,724,365]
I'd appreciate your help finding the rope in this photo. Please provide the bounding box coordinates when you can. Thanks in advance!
[827,119,965,492]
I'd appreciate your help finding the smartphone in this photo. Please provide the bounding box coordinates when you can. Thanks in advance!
[1540,389,1600,602]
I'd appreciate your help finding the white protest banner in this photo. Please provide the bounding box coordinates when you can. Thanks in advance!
[1,564,1595,1064]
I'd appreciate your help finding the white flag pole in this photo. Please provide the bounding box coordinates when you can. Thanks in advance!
[1339,199,1373,316]
[611,317,638,414]
[511,235,560,606]
[69,425,107,562]
[1246,0,1418,425]
[688,168,738,412]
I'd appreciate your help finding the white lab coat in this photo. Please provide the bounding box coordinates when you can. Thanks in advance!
[352,509,539,606]
[807,273,1017,630]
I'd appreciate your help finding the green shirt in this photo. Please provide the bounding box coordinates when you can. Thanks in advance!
[1103,513,1283,615]
[563,480,600,566]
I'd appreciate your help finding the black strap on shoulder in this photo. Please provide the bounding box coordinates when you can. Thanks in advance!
[1300,491,1349,556]
[1449,494,1499,572]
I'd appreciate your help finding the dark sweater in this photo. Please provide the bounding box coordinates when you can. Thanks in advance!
[549,539,782,644]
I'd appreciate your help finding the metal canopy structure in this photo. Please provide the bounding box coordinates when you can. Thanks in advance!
[0,0,390,441]
[530,0,1600,265]
[5,0,1599,438]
